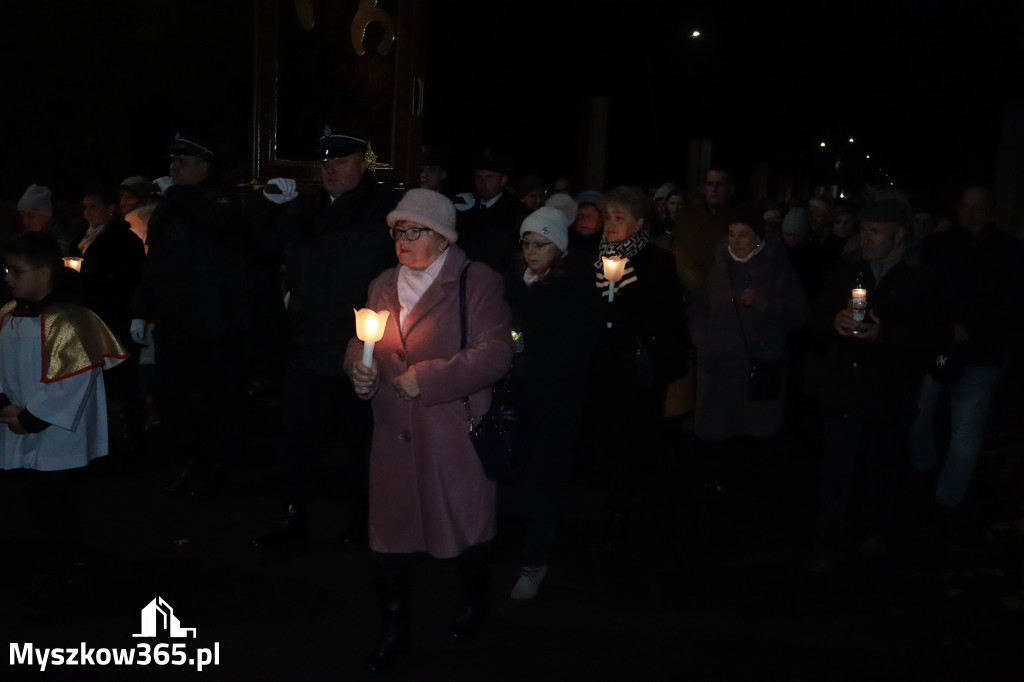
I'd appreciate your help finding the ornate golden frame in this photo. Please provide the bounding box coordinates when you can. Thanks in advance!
[251,0,424,187]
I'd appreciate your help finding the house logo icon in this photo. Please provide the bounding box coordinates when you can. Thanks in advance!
[132,597,197,638]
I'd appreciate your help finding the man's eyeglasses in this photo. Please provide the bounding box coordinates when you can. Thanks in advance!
[519,238,554,251]
[390,225,433,241]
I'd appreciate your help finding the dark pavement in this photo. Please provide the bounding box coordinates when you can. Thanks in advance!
[2,369,1023,682]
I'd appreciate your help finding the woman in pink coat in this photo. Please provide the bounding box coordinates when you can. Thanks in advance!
[346,188,514,673]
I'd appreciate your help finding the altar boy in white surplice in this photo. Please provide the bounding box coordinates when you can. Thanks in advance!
[0,231,128,591]
[0,231,128,470]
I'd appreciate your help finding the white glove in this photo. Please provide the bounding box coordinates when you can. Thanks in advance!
[263,177,298,204]
[153,176,174,195]
[453,192,476,212]
[130,319,147,345]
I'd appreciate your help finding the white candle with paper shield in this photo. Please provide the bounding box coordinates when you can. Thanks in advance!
[63,257,83,272]
[602,256,628,329]
[354,308,390,367]
[602,256,628,302]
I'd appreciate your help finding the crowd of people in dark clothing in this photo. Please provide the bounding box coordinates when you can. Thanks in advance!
[1,127,1022,675]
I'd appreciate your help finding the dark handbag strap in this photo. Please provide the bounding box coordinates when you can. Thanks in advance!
[729,280,752,352]
[458,262,470,350]
[458,262,515,432]
[731,277,784,378]
[459,263,473,432]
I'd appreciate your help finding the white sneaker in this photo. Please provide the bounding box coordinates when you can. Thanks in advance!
[510,564,548,600]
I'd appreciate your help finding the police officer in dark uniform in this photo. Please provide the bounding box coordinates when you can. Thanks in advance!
[251,126,401,549]
[129,132,248,496]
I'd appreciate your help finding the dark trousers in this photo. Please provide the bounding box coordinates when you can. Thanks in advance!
[501,397,580,567]
[103,353,146,446]
[154,338,244,469]
[22,468,81,567]
[278,368,371,511]
[598,384,664,511]
[816,418,900,548]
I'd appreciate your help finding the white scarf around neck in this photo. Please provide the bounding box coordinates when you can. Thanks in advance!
[397,248,450,329]
[728,240,765,263]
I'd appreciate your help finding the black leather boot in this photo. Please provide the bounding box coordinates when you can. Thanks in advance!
[366,558,410,674]
[366,599,409,673]
[251,503,309,550]
[449,543,491,640]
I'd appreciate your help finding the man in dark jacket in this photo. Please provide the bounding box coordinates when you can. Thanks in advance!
[78,185,146,344]
[78,184,146,455]
[909,186,1024,529]
[807,197,939,572]
[251,126,401,549]
[673,166,736,284]
[455,149,530,272]
[129,132,248,494]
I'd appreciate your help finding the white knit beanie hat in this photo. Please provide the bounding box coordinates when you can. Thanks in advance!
[781,207,810,235]
[387,188,457,243]
[520,206,571,253]
[544,193,578,225]
[17,183,53,216]
[654,182,675,200]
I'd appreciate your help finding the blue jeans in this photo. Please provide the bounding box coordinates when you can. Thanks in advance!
[909,364,1002,508]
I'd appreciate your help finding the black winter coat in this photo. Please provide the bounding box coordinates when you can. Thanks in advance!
[501,255,598,517]
[918,224,1024,367]
[812,251,941,426]
[130,181,246,354]
[504,253,598,405]
[271,172,400,376]
[456,191,530,273]
[593,242,688,391]
[78,219,145,344]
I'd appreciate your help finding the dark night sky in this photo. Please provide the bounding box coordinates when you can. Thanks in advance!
[425,0,1023,206]
[2,0,1021,212]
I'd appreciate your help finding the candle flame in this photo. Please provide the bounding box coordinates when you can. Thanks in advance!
[602,256,628,283]
[354,308,390,342]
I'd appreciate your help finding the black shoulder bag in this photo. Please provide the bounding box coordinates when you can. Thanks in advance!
[459,264,527,483]
[732,294,785,402]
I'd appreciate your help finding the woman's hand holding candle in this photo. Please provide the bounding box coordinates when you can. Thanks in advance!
[351,359,379,397]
